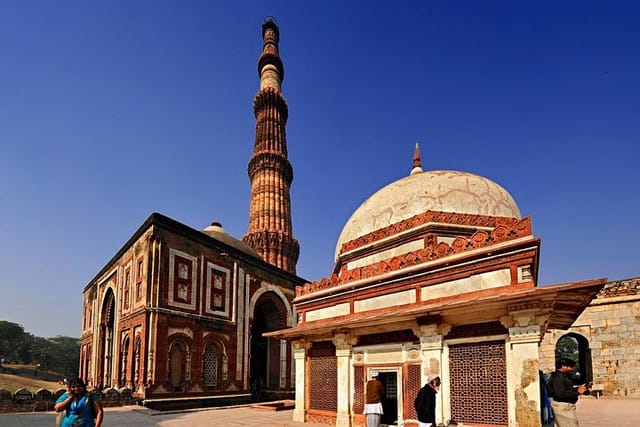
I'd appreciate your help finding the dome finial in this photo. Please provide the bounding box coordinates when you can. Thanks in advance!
[410,142,423,175]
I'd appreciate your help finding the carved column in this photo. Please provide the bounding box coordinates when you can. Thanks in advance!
[501,306,548,427]
[333,331,357,427]
[292,340,311,422]
[413,323,450,426]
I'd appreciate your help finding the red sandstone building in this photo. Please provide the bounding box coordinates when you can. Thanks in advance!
[79,18,302,407]
[78,18,627,426]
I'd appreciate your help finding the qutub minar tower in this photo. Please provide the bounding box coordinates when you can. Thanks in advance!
[244,17,300,274]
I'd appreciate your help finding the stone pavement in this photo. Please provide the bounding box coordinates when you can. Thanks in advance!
[0,397,637,426]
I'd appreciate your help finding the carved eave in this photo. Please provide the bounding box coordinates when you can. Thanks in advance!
[266,278,605,341]
[297,218,538,302]
[545,278,608,329]
[336,210,523,263]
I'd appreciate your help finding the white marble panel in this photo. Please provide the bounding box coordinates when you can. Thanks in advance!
[354,289,415,313]
[305,302,350,322]
[421,268,511,300]
[365,347,404,363]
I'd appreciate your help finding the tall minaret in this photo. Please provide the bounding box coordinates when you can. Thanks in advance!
[243,17,299,274]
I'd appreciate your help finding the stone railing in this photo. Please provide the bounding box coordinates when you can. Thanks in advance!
[0,387,138,413]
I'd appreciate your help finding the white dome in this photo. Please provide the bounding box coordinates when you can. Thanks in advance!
[203,222,260,258]
[335,170,521,259]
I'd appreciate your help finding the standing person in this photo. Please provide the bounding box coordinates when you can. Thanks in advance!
[54,377,103,427]
[547,358,589,427]
[364,371,384,427]
[414,376,441,427]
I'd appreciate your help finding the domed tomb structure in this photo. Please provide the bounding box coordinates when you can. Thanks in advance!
[334,169,523,281]
[267,146,606,427]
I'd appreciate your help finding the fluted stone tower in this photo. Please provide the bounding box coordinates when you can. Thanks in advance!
[244,18,299,274]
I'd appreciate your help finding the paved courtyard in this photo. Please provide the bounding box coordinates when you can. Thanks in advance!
[0,397,637,426]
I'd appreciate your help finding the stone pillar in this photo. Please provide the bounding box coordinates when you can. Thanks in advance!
[413,323,450,426]
[292,340,311,423]
[333,331,358,427]
[501,308,547,427]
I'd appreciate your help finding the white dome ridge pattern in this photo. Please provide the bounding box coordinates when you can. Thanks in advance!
[335,170,521,260]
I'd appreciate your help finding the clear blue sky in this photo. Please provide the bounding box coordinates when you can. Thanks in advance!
[1,1,638,338]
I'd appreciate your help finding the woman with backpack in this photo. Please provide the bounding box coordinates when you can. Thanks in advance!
[54,377,103,427]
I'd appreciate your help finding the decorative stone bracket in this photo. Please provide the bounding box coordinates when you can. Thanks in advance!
[292,340,312,352]
[413,323,451,347]
[500,307,547,343]
[332,329,358,351]
[501,301,551,329]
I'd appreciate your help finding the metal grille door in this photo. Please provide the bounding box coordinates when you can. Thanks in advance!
[449,341,507,426]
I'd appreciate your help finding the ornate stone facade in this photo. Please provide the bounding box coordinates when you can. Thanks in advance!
[80,214,304,406]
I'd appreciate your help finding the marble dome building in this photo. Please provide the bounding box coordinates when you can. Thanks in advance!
[269,146,605,427]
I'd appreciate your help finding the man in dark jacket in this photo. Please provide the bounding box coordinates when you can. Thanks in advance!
[414,376,440,427]
[547,358,589,427]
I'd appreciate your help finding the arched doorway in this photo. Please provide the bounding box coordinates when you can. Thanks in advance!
[98,288,115,389]
[250,292,287,398]
[168,340,188,392]
[555,333,592,384]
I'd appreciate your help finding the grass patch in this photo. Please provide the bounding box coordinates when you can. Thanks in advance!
[0,364,64,393]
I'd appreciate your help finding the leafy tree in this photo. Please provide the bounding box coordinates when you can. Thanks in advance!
[0,320,80,376]
[555,335,580,371]
[0,321,27,363]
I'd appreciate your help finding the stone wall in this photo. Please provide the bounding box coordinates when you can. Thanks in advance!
[0,387,138,414]
[540,277,640,397]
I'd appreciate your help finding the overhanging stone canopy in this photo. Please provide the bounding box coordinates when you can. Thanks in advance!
[267,278,606,340]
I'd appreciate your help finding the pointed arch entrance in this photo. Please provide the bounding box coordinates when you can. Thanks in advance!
[98,287,115,389]
[250,291,288,397]
[169,339,188,392]
[555,332,593,384]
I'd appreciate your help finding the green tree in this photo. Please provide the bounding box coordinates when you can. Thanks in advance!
[0,320,27,363]
[0,320,80,376]
[555,335,580,370]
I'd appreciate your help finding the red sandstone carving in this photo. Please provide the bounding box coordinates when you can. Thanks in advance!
[297,217,533,297]
[340,211,520,255]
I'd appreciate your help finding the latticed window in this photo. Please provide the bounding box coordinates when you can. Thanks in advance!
[449,341,507,426]
[309,342,337,411]
[406,364,421,420]
[203,343,218,388]
[353,365,364,414]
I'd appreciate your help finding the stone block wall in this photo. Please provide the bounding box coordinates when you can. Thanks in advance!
[0,387,137,413]
[540,278,640,398]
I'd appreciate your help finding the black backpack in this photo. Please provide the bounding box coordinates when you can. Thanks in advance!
[546,372,559,399]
